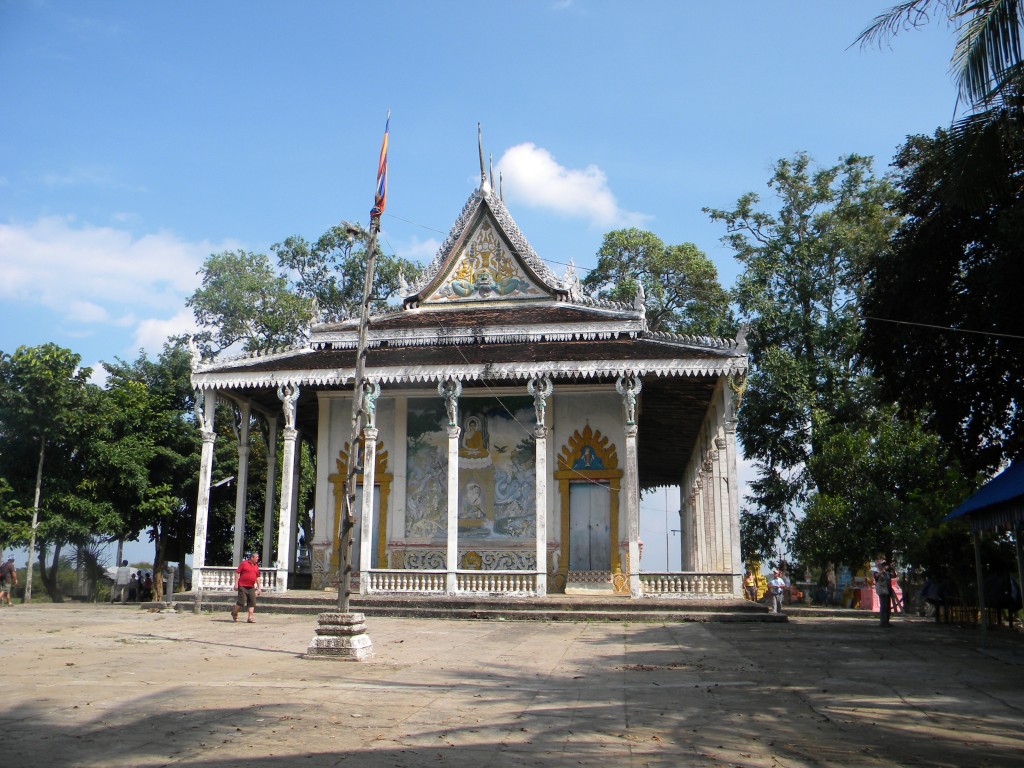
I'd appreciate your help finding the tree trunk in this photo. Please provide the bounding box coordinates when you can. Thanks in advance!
[23,437,45,603]
[38,543,64,602]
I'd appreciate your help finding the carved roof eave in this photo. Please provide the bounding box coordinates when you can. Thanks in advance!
[190,355,748,391]
[404,188,566,306]
[312,318,649,349]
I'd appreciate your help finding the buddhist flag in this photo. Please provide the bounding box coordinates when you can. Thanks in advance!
[371,112,389,219]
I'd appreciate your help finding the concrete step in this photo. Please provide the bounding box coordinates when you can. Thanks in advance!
[158,591,786,623]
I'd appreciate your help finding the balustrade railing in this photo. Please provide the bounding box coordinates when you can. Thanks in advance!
[194,566,279,592]
[639,572,734,597]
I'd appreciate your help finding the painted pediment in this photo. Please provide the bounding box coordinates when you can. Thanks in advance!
[406,188,567,307]
[423,212,545,304]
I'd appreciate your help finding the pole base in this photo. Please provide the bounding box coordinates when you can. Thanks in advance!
[303,612,374,661]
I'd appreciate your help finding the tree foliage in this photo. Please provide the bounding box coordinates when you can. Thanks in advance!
[859,1,1024,113]
[706,154,901,559]
[862,120,1024,475]
[189,222,420,356]
[581,228,733,336]
[792,405,972,570]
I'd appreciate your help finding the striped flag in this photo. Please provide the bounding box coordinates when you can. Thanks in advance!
[371,112,389,219]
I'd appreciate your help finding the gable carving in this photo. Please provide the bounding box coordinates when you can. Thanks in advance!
[424,218,543,304]
[557,424,619,472]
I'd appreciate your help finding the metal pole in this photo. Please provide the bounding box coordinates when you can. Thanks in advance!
[972,529,987,643]
[337,219,380,613]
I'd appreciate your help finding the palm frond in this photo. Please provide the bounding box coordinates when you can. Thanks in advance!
[855,0,950,49]
[952,0,1024,108]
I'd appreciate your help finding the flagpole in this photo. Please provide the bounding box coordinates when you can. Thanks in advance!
[336,114,388,615]
[337,216,380,614]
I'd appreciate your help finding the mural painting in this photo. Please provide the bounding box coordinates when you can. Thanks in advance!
[405,396,536,541]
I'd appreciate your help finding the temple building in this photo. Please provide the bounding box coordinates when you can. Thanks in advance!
[189,163,748,599]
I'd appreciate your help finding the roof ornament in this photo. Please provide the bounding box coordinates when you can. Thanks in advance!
[489,153,495,193]
[499,171,504,202]
[634,283,647,329]
[562,259,584,301]
[735,324,750,353]
[398,268,410,296]
[187,335,202,372]
[478,123,491,194]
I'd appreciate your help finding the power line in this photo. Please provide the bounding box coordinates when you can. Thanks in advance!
[863,315,1024,341]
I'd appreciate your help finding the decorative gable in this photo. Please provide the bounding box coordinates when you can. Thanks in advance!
[422,213,546,304]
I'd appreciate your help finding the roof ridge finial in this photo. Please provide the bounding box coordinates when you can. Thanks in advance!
[499,171,504,202]
[489,153,494,192]
[478,122,490,193]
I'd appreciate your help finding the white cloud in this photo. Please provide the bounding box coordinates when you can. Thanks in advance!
[496,143,651,229]
[133,308,200,354]
[0,216,234,355]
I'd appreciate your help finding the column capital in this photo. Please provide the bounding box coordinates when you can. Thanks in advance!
[283,426,298,441]
[624,423,638,439]
[363,426,379,441]
[534,424,548,440]
[201,430,216,445]
[447,425,462,440]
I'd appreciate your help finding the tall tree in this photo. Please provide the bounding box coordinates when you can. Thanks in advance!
[581,228,733,336]
[705,154,900,559]
[0,344,106,601]
[101,340,202,576]
[190,222,421,356]
[862,126,1024,474]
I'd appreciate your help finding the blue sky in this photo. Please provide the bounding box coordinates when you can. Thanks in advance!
[1,1,960,569]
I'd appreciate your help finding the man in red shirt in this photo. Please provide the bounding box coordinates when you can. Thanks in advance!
[231,552,261,623]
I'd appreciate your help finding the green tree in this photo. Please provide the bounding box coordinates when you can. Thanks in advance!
[581,228,732,336]
[273,221,419,321]
[101,340,202,575]
[0,344,113,601]
[793,405,972,570]
[862,127,1024,474]
[705,153,900,559]
[187,250,313,355]
[189,222,420,356]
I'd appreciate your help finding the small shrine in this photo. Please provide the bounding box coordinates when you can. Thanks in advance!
[189,154,748,599]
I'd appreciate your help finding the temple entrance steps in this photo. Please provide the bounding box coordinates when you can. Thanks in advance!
[166,591,788,623]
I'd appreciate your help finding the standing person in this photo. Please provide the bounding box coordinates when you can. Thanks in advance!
[743,570,757,601]
[111,560,131,604]
[768,569,786,614]
[231,552,261,623]
[873,556,892,627]
[0,557,18,606]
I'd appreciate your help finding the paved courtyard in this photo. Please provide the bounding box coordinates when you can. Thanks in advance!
[1,604,1022,767]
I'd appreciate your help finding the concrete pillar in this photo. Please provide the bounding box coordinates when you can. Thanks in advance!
[624,423,641,598]
[192,390,216,590]
[276,384,300,590]
[446,424,460,594]
[439,380,462,595]
[261,416,278,566]
[360,426,378,594]
[232,402,251,565]
[529,376,552,596]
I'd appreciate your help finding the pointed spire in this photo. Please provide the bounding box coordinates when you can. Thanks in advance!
[489,153,494,191]
[499,171,504,202]
[477,122,490,193]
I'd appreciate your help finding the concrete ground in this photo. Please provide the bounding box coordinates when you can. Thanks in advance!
[1,605,1022,768]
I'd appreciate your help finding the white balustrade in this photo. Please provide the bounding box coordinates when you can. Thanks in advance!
[194,566,279,592]
[639,572,734,597]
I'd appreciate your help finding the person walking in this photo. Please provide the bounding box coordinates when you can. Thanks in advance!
[0,557,18,606]
[873,556,893,627]
[111,560,131,604]
[768,569,786,614]
[231,552,261,623]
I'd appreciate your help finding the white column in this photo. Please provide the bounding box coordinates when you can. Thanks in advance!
[261,416,278,566]
[616,375,643,598]
[624,423,641,597]
[528,377,552,596]
[534,425,548,596]
[360,426,378,594]
[446,424,460,594]
[722,390,743,596]
[439,380,462,595]
[232,402,251,565]
[275,384,300,590]
[192,390,217,590]
[288,437,302,569]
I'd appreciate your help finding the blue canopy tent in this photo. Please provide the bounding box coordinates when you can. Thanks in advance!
[946,461,1024,634]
